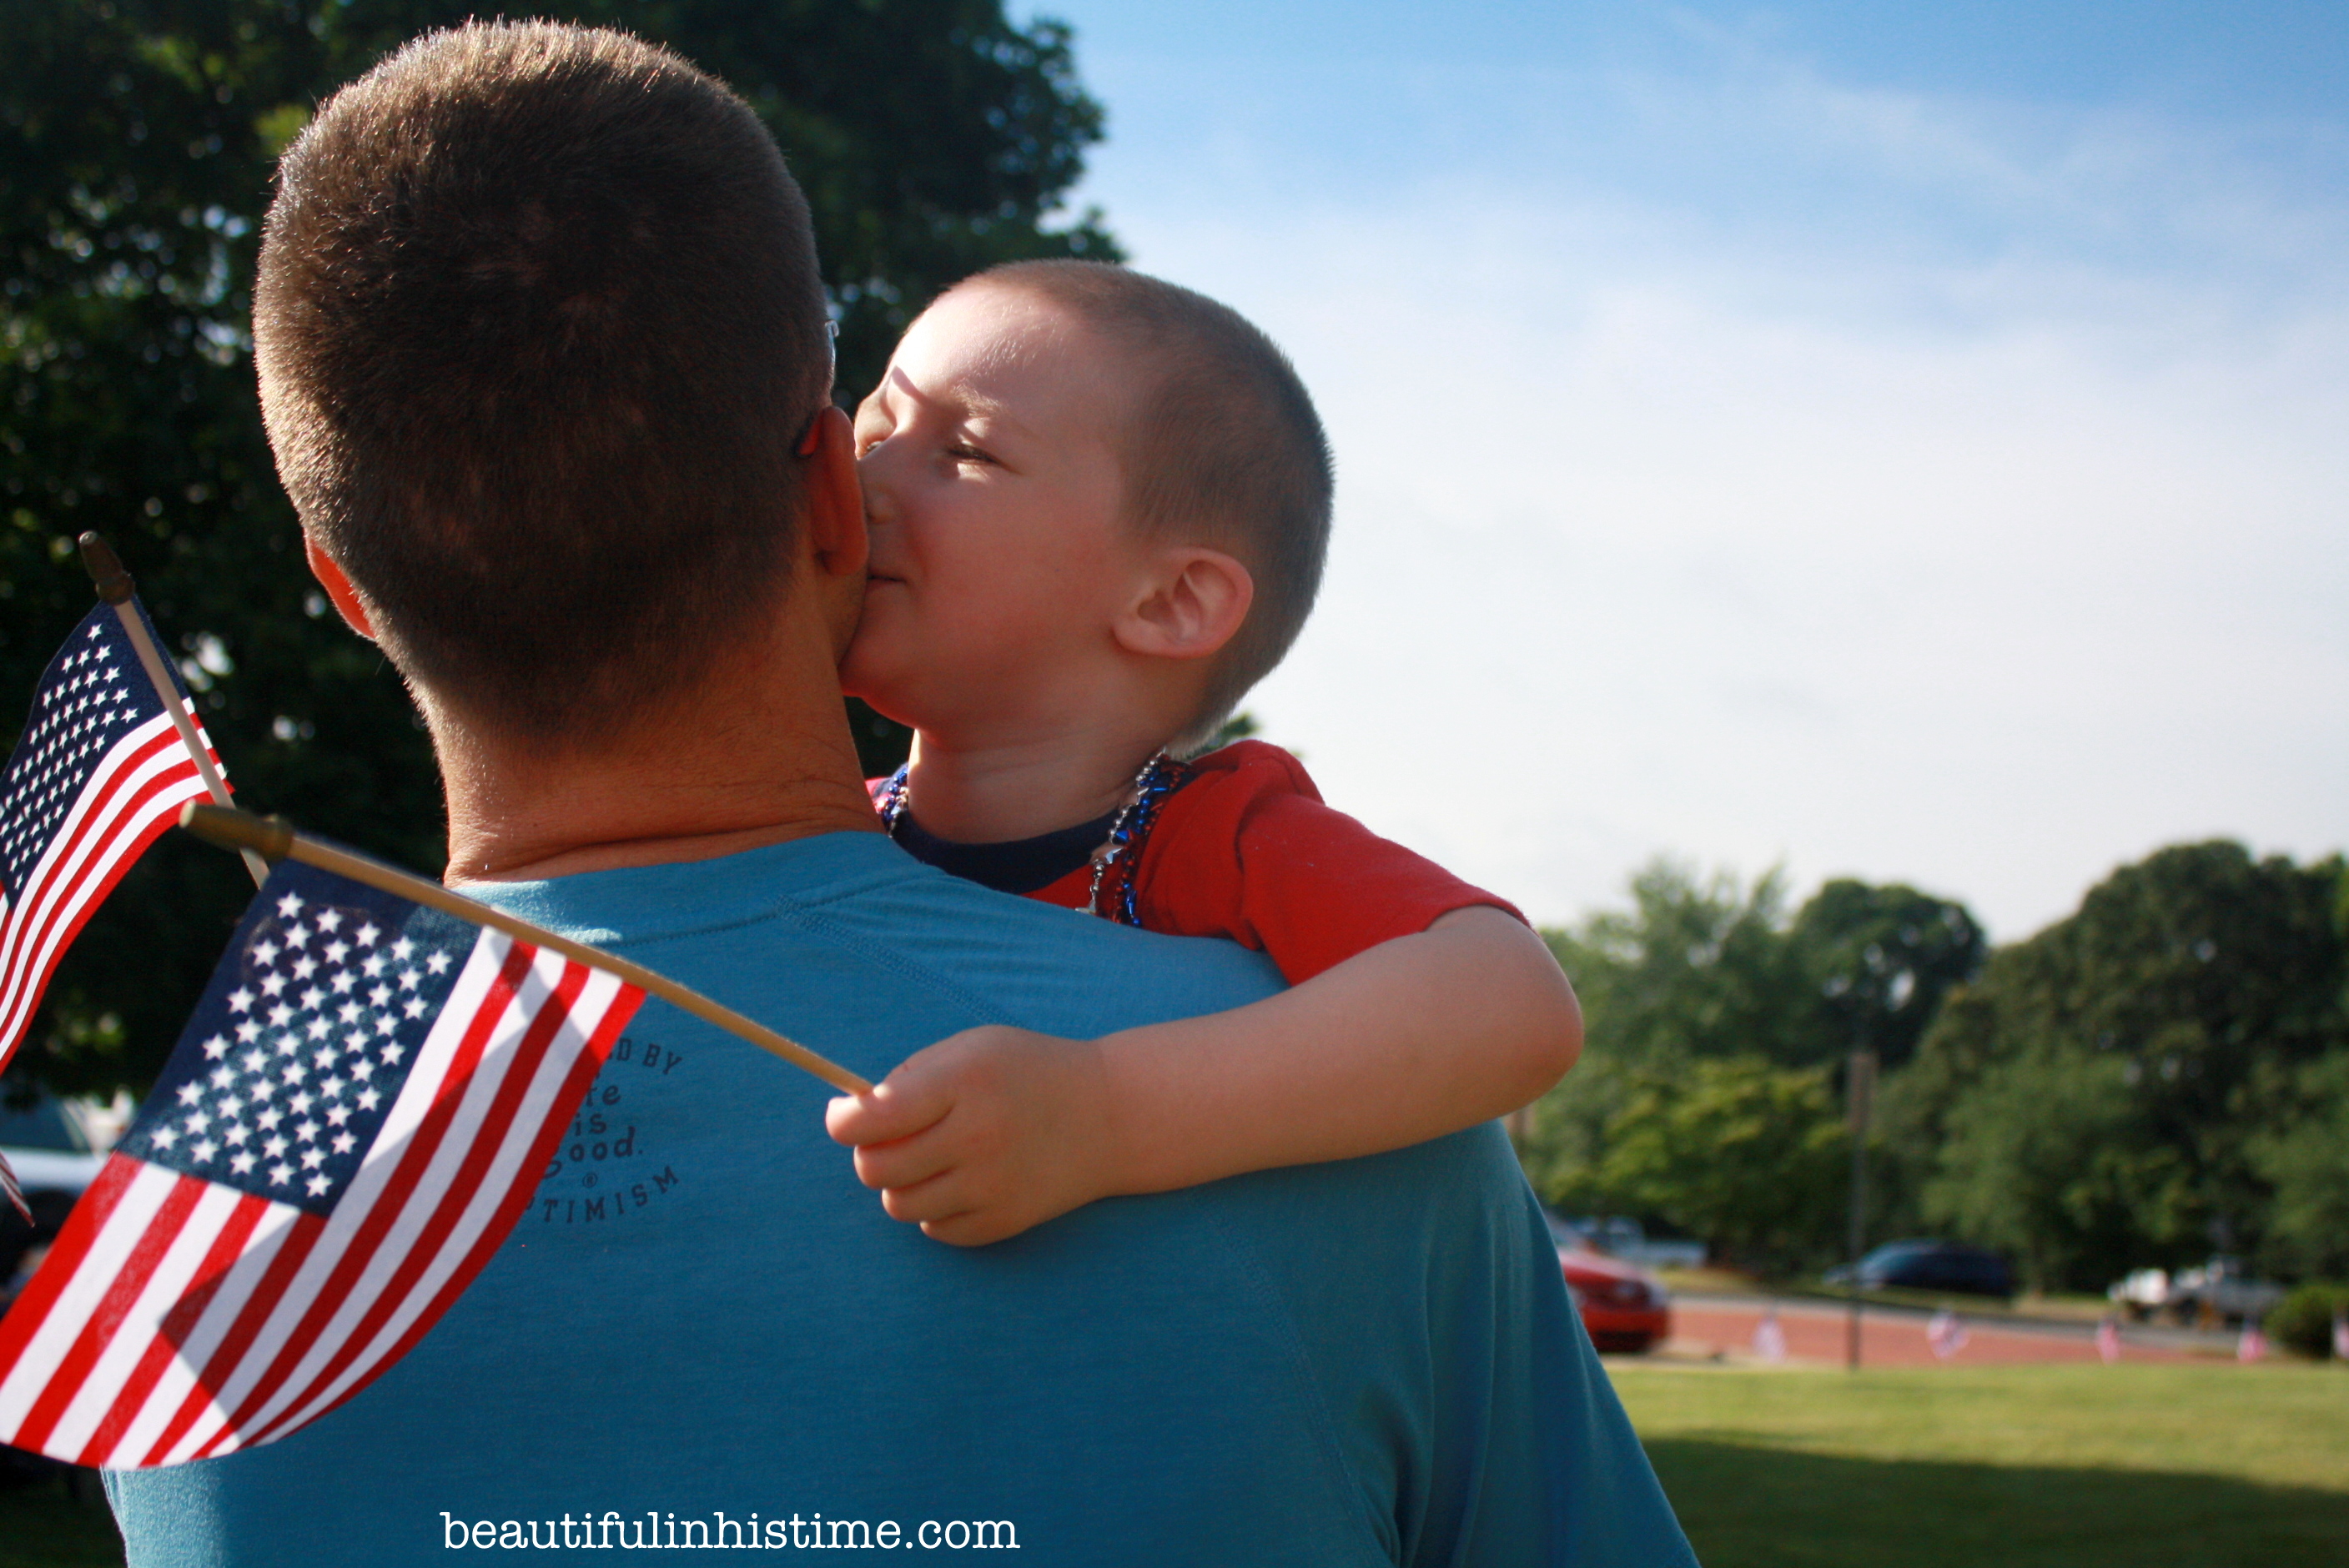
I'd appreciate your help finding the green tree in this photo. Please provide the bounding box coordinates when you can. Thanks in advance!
[1523,859,1980,1262]
[2248,1052,2349,1278]
[1535,1054,1849,1273]
[1894,842,2349,1287]
[1543,859,1814,1070]
[1792,878,1984,1072]
[2,0,1115,1098]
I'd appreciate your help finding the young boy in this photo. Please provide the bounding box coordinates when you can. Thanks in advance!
[826,261,1581,1244]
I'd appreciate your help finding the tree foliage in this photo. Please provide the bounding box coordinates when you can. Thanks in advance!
[1525,858,1981,1265]
[1891,842,2349,1289]
[2,0,1114,1098]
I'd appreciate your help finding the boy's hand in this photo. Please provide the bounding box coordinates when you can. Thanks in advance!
[823,1025,1120,1247]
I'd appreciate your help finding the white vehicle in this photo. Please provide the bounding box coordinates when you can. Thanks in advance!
[0,1093,108,1288]
[2109,1257,2285,1327]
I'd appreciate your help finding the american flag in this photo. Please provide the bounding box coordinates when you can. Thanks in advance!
[1,602,222,1081]
[1926,1309,1969,1361]
[1,602,224,1220]
[0,858,641,1465]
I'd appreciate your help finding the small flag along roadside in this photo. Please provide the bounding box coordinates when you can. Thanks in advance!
[0,600,227,1219]
[0,857,642,1467]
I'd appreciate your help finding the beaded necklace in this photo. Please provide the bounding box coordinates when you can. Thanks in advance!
[876,751,1194,927]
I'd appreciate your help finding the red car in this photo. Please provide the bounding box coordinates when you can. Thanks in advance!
[1558,1239,1671,1354]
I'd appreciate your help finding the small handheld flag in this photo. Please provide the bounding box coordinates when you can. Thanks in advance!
[0,806,869,1466]
[0,548,244,1218]
[0,857,644,1465]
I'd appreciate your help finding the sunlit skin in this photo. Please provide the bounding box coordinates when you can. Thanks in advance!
[843,281,1247,843]
[823,279,1582,1246]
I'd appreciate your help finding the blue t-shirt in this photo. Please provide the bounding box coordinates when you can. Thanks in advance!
[108,832,1692,1565]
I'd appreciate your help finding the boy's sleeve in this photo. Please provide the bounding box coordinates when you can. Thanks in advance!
[1128,741,1525,984]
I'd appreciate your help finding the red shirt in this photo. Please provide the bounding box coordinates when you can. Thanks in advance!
[1024,741,1522,983]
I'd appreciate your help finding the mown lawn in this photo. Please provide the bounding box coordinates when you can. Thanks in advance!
[1613,1359,2349,1567]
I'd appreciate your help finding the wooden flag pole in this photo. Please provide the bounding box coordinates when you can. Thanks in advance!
[179,802,873,1097]
[78,532,269,889]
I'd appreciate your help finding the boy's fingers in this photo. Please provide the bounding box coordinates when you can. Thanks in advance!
[825,1074,952,1148]
[878,1169,973,1226]
[853,1129,958,1194]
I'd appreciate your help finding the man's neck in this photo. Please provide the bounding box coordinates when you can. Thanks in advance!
[435,625,883,884]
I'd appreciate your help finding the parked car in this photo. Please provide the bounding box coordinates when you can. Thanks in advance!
[1563,1215,1708,1270]
[1824,1239,2014,1299]
[1552,1228,1671,1353]
[0,1093,108,1291]
[2109,1258,2285,1327]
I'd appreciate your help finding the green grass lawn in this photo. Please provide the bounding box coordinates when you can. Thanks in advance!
[1612,1359,2349,1567]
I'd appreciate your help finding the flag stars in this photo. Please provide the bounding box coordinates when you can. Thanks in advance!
[356,1088,381,1112]
[230,1152,255,1175]
[355,922,380,947]
[325,1102,351,1126]
[261,975,288,1001]
[275,892,305,920]
[402,996,429,1019]
[242,1048,269,1074]
[151,1127,180,1150]
[201,1034,230,1059]
[304,1173,331,1198]
[318,909,343,933]
[191,1138,219,1163]
[263,1135,288,1159]
[330,1131,356,1155]
[425,951,452,976]
[362,955,388,980]
[235,1020,263,1044]
[399,968,421,991]
[306,1017,333,1042]
[176,1083,204,1106]
[227,988,254,1013]
[324,940,350,964]
[300,1147,326,1170]
[391,937,415,962]
[293,957,319,982]
[255,1108,282,1132]
[266,1000,292,1025]
[294,1118,319,1143]
[269,1162,294,1186]
[253,939,281,967]
[299,984,324,1009]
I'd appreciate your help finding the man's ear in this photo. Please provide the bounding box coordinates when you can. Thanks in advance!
[304,535,376,641]
[795,405,869,656]
[1114,548,1254,661]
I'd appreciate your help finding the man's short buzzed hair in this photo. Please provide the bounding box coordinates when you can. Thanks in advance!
[963,262,1333,747]
[254,22,832,738]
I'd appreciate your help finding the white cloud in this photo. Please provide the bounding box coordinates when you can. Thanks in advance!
[1084,66,2349,937]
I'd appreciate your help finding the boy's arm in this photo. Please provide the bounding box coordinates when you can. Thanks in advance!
[825,906,1581,1245]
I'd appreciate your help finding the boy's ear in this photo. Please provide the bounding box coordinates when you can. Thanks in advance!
[303,534,376,641]
[795,405,870,656]
[1114,547,1254,662]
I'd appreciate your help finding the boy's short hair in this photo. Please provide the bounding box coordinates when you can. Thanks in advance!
[968,261,1333,747]
[254,23,832,740]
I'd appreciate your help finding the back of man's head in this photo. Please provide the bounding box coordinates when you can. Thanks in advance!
[255,23,832,740]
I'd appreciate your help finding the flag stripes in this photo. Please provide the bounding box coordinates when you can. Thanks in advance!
[0,714,214,1065]
[0,927,638,1465]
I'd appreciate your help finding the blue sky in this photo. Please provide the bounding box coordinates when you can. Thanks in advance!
[1020,2,2349,937]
